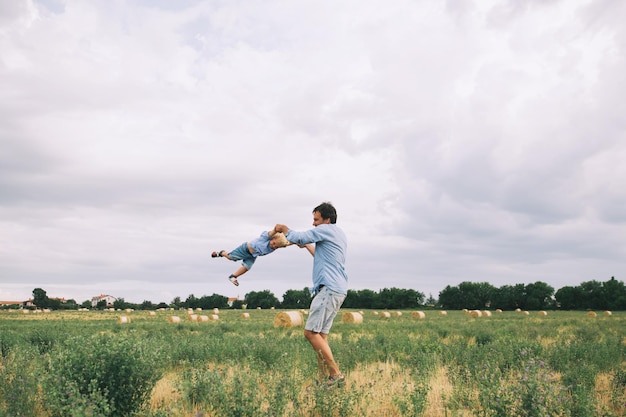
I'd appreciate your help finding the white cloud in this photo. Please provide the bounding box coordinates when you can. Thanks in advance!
[1,0,624,304]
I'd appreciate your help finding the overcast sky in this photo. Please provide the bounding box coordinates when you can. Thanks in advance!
[1,0,624,305]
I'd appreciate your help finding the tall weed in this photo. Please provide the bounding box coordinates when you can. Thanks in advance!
[43,333,163,417]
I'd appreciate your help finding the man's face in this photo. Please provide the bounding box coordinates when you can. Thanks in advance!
[312,211,331,227]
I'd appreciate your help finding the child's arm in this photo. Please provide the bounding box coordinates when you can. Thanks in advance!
[301,243,314,257]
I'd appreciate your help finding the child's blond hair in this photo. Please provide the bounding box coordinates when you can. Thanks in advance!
[272,232,290,248]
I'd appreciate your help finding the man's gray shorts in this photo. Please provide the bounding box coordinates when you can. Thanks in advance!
[305,286,346,334]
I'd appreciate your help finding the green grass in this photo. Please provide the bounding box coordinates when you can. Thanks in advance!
[1,309,625,416]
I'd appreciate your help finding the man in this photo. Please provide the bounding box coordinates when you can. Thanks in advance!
[275,202,348,387]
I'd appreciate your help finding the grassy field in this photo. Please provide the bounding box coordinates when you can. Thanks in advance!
[1,308,625,417]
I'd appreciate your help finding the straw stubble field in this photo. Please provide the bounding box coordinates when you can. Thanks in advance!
[0,308,625,417]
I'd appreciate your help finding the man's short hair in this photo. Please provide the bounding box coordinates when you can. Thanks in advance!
[314,202,337,224]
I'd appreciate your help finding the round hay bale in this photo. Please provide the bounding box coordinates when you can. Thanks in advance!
[604,310,612,316]
[393,311,403,317]
[168,316,181,323]
[198,315,209,322]
[411,311,426,319]
[482,310,492,317]
[209,314,219,321]
[469,310,482,318]
[587,311,597,317]
[274,311,303,328]
[515,308,521,312]
[439,311,447,316]
[118,316,131,324]
[148,311,156,316]
[196,307,202,311]
[372,311,379,316]
[522,311,530,316]
[241,312,250,319]
[213,308,219,314]
[538,311,548,316]
[495,309,503,313]
[380,311,391,319]
[342,312,363,324]
[188,314,198,322]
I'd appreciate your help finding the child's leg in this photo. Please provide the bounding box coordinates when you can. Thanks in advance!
[231,266,247,278]
[229,261,252,286]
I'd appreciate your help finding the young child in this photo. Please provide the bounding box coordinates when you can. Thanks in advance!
[211,229,291,286]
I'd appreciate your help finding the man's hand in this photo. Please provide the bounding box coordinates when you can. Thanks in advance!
[274,224,289,234]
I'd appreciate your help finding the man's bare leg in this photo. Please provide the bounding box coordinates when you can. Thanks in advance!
[304,330,341,378]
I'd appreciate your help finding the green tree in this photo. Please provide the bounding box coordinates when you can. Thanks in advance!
[281,288,311,309]
[113,298,130,310]
[524,281,555,310]
[198,294,228,310]
[602,277,626,310]
[492,284,526,310]
[438,285,463,309]
[32,288,49,309]
[170,296,182,309]
[48,298,62,310]
[425,293,437,306]
[245,290,279,309]
[60,299,78,310]
[439,282,495,310]
[579,280,604,309]
[376,288,424,309]
[555,286,582,310]
[343,289,377,309]
[184,294,199,309]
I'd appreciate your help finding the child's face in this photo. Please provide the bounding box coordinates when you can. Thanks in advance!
[269,238,282,249]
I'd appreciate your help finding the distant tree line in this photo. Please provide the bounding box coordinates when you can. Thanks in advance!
[439,277,626,311]
[10,276,624,312]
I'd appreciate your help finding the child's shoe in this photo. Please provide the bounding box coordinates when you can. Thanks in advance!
[211,250,225,258]
[228,275,239,286]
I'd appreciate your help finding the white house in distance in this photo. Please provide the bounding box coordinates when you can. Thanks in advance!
[91,294,117,308]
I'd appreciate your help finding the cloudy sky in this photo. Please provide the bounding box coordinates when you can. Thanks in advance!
[1,0,624,305]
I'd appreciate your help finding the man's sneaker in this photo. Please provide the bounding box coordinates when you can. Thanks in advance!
[228,275,239,286]
[326,374,345,388]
